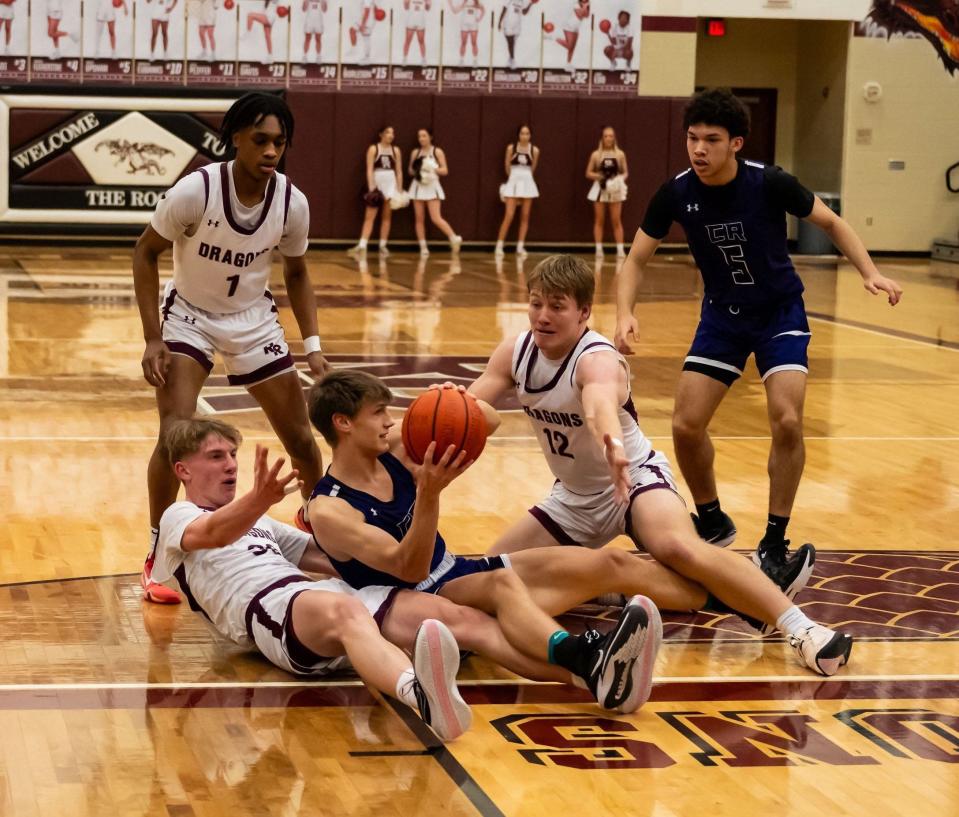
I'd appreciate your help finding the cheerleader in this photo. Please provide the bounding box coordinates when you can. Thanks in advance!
[553,0,588,73]
[447,0,484,67]
[402,0,429,66]
[349,126,403,257]
[302,0,326,63]
[603,10,633,69]
[246,0,279,65]
[585,126,628,257]
[494,124,539,258]
[408,128,463,256]
[497,0,531,70]
[148,0,178,61]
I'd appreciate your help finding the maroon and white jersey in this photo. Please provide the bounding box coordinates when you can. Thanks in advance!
[611,23,633,52]
[151,161,309,314]
[512,329,652,494]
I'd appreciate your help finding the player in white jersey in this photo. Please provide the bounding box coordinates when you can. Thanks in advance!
[552,0,588,73]
[0,0,13,59]
[43,0,77,59]
[447,0,484,66]
[349,0,381,66]
[603,10,633,69]
[245,0,281,65]
[468,255,855,677]
[94,0,127,59]
[153,416,472,741]
[191,0,217,62]
[134,94,330,605]
[301,0,325,63]
[497,0,531,69]
[148,0,178,61]
[401,0,429,65]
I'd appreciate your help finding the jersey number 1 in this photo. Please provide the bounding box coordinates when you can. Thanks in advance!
[226,274,240,296]
[543,429,574,459]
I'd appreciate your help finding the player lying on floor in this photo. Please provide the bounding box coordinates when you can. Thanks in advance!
[307,368,851,677]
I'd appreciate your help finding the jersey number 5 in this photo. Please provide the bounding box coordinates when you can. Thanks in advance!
[718,244,755,285]
[543,429,574,459]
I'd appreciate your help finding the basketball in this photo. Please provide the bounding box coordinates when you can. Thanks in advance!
[112,0,123,7]
[374,6,386,21]
[224,0,234,8]
[402,389,488,466]
[599,18,611,33]
[277,5,289,17]
[544,22,554,33]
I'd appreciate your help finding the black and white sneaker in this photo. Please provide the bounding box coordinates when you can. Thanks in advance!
[411,619,472,742]
[583,595,660,713]
[788,624,853,676]
[691,511,737,547]
[753,541,816,599]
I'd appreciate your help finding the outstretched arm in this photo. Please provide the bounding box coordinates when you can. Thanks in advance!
[577,352,631,504]
[132,226,173,387]
[804,197,903,306]
[469,335,517,408]
[615,228,661,353]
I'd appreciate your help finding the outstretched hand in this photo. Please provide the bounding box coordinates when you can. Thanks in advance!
[863,273,903,306]
[603,433,631,506]
[251,444,303,508]
[614,315,640,355]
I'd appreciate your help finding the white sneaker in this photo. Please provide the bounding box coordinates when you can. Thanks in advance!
[51,48,60,59]
[616,247,627,258]
[493,242,505,258]
[788,625,853,677]
[516,245,528,258]
[449,235,463,252]
[419,246,430,257]
[412,619,471,741]
[458,56,464,67]
[346,243,367,257]
[595,246,605,258]
[378,245,390,257]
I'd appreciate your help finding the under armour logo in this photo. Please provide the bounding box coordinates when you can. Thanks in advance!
[263,342,283,356]
[180,314,197,325]
[207,219,220,227]
[687,203,699,213]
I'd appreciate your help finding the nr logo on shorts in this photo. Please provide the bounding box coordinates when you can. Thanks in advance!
[263,343,284,356]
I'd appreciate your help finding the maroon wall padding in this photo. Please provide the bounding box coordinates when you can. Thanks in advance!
[9,109,82,147]
[284,92,689,243]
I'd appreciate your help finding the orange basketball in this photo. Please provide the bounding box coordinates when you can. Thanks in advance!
[402,389,488,466]
[599,19,611,33]
[373,6,386,21]
[112,0,123,7]
[277,4,289,16]
[544,22,554,33]
[224,0,234,8]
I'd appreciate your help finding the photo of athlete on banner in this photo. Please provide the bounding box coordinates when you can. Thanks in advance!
[391,0,439,87]
[134,0,186,82]
[237,0,290,79]
[289,0,338,86]
[30,0,81,80]
[491,0,538,91]
[186,0,239,84]
[540,0,590,91]
[441,0,490,89]
[0,0,30,81]
[590,0,638,94]
[341,0,389,87]
[82,0,133,82]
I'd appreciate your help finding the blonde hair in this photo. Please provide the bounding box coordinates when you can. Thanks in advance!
[597,126,618,153]
[526,254,595,308]
[163,417,243,465]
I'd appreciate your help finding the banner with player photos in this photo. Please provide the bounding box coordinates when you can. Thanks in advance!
[0,0,641,91]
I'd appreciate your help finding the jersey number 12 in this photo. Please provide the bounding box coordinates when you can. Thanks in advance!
[543,429,574,459]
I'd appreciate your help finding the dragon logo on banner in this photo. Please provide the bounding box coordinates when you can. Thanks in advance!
[859,1,959,74]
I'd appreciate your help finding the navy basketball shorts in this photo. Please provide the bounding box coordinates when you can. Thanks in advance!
[682,295,811,386]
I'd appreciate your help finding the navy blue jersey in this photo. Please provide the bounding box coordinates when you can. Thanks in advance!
[641,159,815,308]
[310,452,449,589]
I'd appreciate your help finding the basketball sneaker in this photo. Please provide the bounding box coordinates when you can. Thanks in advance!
[293,506,313,534]
[582,595,660,713]
[346,243,367,257]
[411,619,472,741]
[140,557,181,605]
[752,540,816,598]
[788,624,853,676]
[690,510,737,547]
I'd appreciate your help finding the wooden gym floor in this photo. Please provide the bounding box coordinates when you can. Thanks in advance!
[0,246,957,816]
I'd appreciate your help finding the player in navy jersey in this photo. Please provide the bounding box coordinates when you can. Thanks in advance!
[615,89,903,581]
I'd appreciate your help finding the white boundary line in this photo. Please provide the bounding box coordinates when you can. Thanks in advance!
[3,435,959,443]
[807,315,959,353]
[1,674,957,692]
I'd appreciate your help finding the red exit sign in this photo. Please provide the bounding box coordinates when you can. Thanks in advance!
[707,18,726,37]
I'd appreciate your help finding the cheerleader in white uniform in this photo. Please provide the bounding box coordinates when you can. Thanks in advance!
[585,126,629,258]
[246,0,279,65]
[603,10,633,69]
[408,128,463,256]
[553,0,588,73]
[302,0,326,62]
[402,0,429,66]
[148,0,178,60]
[349,125,403,257]
[447,0,484,66]
[497,0,531,70]
[95,0,128,59]
[494,124,539,258]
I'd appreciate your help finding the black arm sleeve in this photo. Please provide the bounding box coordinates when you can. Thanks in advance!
[764,166,815,218]
[639,183,674,240]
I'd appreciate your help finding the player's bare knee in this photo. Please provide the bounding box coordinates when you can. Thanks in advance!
[652,533,699,568]
[603,547,637,575]
[490,569,526,605]
[770,413,803,448]
[672,412,705,443]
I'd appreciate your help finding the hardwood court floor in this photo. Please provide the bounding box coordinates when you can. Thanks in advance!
[0,247,958,816]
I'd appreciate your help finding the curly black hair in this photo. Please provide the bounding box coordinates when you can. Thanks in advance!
[219,92,294,157]
[682,88,750,139]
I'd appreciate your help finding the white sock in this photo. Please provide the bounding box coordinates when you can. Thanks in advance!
[516,242,524,252]
[357,237,368,249]
[146,527,159,560]
[595,243,603,254]
[395,667,417,707]
[419,240,428,250]
[494,240,503,250]
[616,243,625,255]
[378,239,387,250]
[776,605,816,637]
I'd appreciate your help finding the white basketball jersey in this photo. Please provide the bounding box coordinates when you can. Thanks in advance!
[170,162,292,314]
[612,24,632,50]
[512,329,652,494]
[153,502,310,647]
